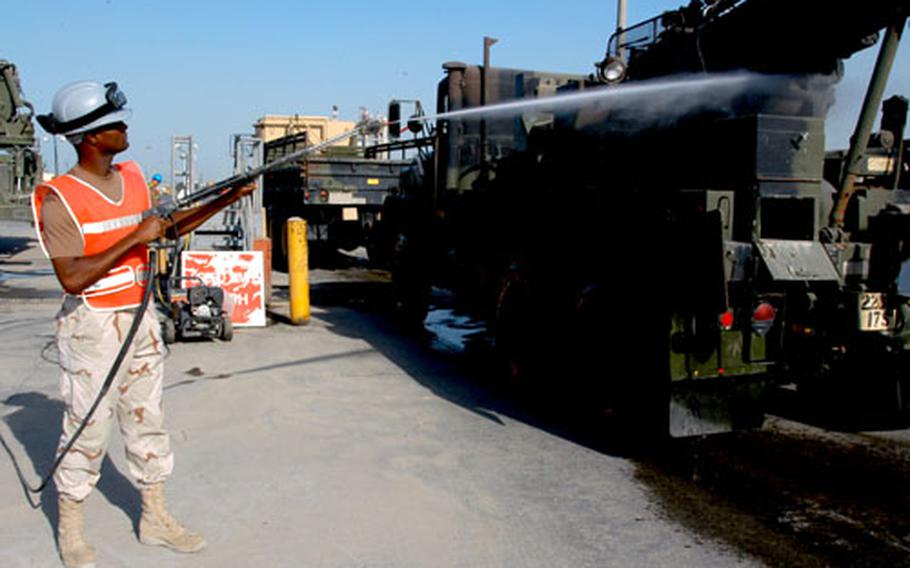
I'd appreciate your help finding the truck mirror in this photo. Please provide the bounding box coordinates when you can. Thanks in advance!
[388,101,401,138]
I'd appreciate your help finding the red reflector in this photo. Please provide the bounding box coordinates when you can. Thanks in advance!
[719,310,734,330]
[752,302,776,336]
[753,303,775,321]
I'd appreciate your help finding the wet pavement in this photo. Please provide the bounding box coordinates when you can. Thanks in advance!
[1,220,910,567]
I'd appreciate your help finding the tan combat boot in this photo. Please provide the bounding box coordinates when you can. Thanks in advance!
[139,483,206,553]
[57,496,96,568]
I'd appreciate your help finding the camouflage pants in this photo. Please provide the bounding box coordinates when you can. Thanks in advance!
[54,298,173,501]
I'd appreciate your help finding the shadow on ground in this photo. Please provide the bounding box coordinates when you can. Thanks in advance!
[2,392,143,536]
[303,276,910,568]
[0,235,35,259]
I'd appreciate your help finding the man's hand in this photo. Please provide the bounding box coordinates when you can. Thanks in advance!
[167,182,257,238]
[231,182,257,199]
[134,215,168,244]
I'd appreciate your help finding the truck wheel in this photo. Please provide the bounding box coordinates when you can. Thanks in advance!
[366,220,391,267]
[569,283,670,440]
[570,284,620,416]
[384,218,429,329]
[392,272,430,330]
[162,319,177,345]
[495,269,536,386]
[391,233,430,330]
[220,316,233,342]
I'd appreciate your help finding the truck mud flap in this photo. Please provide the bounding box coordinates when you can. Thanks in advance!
[669,379,766,437]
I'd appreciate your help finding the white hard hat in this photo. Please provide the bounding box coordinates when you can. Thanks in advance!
[36,80,132,136]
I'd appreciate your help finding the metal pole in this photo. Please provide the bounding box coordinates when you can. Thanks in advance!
[829,17,906,228]
[232,134,264,247]
[170,137,175,190]
[481,36,498,184]
[188,137,195,195]
[287,217,310,325]
[616,0,628,60]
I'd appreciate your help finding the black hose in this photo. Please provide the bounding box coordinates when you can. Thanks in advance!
[18,251,158,496]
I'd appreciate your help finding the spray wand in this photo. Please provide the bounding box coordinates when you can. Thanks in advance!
[145,117,388,219]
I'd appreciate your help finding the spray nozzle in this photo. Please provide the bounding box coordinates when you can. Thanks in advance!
[358,117,386,136]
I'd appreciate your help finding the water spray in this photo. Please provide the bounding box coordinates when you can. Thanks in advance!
[391,71,833,137]
[416,72,755,123]
[166,71,821,217]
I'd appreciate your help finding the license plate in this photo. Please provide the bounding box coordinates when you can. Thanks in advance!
[859,292,894,331]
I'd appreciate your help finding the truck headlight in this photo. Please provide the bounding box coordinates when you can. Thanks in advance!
[596,56,627,84]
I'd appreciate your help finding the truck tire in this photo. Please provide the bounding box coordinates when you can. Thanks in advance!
[495,267,537,386]
[366,220,392,267]
[391,232,430,330]
[570,281,671,440]
[392,271,430,330]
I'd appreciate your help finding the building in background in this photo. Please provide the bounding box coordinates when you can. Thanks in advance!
[253,115,357,145]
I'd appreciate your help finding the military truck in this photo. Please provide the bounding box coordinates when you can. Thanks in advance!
[385,0,910,437]
[0,60,42,221]
[262,129,410,268]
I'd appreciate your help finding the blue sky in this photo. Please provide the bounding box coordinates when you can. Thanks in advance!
[7,0,909,182]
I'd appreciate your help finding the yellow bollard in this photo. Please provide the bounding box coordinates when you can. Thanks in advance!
[287,217,310,325]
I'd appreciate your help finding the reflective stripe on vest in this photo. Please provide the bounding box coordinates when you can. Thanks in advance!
[83,265,137,297]
[82,212,145,235]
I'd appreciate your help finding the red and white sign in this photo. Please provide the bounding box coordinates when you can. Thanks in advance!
[181,251,266,327]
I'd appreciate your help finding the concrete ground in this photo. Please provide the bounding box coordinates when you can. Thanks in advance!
[0,220,759,567]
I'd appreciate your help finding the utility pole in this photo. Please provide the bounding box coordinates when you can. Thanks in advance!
[170,136,196,203]
[481,36,498,184]
[232,134,264,247]
[616,0,628,60]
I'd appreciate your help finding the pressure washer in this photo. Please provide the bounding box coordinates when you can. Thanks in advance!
[7,117,387,498]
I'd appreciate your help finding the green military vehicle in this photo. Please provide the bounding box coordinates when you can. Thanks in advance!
[385,0,910,437]
[262,131,411,268]
[0,60,42,221]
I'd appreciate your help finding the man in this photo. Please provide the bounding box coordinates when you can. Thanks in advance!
[33,80,253,568]
[147,172,163,191]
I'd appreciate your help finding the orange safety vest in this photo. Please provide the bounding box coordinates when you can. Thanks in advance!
[31,161,151,311]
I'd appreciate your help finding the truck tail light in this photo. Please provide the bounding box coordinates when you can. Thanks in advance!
[319,190,329,203]
[719,310,734,330]
[752,302,776,336]
[304,191,311,202]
